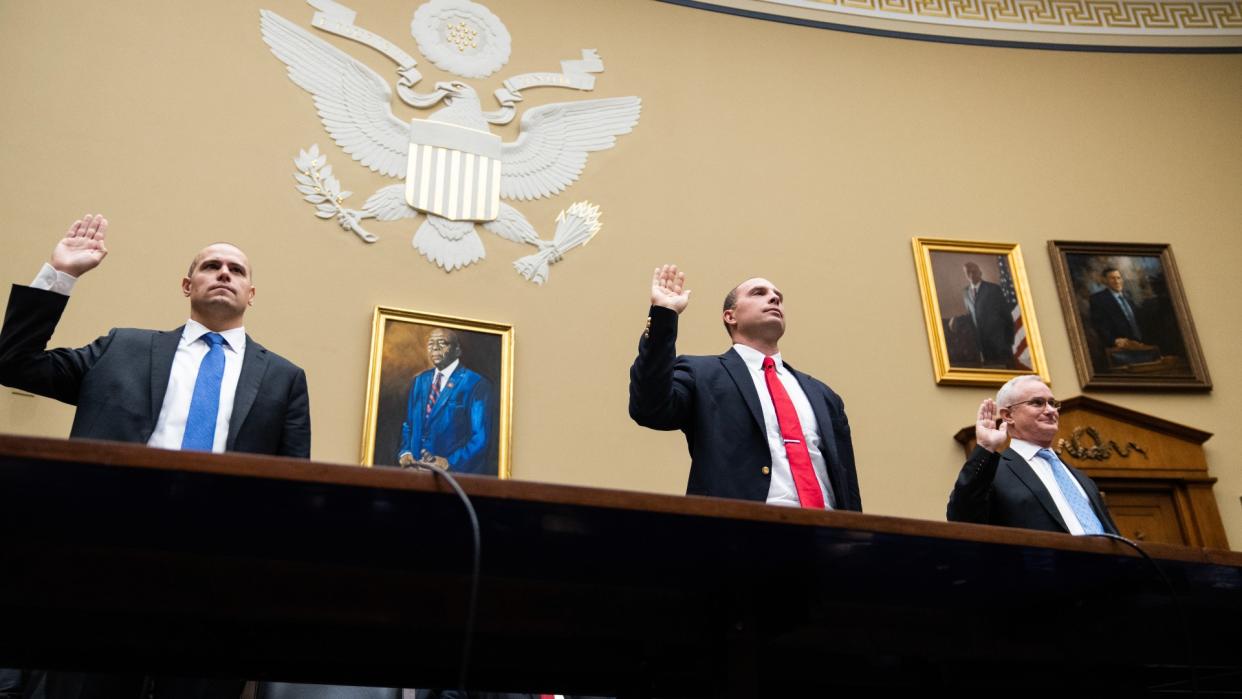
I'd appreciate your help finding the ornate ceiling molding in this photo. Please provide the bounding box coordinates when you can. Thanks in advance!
[666,0,1242,50]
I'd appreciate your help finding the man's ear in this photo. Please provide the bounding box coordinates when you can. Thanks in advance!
[181,277,191,297]
[722,309,735,328]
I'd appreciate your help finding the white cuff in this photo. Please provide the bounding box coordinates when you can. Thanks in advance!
[30,263,77,296]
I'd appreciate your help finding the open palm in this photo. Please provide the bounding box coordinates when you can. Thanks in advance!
[651,263,691,314]
[50,214,109,277]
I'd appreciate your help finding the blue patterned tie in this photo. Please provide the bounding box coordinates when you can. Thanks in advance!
[181,332,226,451]
[1037,448,1105,535]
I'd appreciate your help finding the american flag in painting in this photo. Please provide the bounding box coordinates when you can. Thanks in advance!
[997,256,1031,370]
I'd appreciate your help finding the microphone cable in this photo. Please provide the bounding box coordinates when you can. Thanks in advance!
[412,461,482,694]
[1086,532,1197,697]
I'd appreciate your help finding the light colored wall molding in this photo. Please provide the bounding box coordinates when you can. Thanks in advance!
[676,0,1242,49]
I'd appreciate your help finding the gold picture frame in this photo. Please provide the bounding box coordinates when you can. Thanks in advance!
[359,306,513,476]
[912,237,1050,387]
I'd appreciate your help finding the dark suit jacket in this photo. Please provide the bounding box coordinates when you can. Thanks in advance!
[0,284,310,458]
[947,445,1118,535]
[1088,288,1143,347]
[964,281,1014,365]
[628,306,861,510]
[397,365,494,474]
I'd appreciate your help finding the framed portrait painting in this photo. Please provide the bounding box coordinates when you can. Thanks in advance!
[912,238,1050,387]
[1048,241,1210,391]
[360,306,514,476]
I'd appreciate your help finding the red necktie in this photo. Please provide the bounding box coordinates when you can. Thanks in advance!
[762,356,826,509]
[425,370,442,417]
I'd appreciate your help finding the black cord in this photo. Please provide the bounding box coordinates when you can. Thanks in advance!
[413,462,482,693]
[1087,533,1198,697]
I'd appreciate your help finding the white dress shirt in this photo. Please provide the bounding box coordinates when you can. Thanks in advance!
[732,343,835,509]
[31,263,246,453]
[1009,438,1091,535]
[433,358,459,392]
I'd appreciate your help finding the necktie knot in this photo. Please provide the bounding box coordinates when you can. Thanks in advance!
[762,356,775,371]
[1036,448,1106,535]
[202,332,225,349]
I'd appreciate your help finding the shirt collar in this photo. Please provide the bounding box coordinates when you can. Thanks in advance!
[1009,437,1048,461]
[436,358,460,380]
[732,343,783,373]
[181,319,246,353]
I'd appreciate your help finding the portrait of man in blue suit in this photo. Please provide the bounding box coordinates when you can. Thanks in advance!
[397,327,496,474]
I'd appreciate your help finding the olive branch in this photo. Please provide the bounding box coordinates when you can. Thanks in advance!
[293,145,378,243]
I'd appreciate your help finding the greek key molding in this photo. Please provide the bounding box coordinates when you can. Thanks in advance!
[763,0,1242,35]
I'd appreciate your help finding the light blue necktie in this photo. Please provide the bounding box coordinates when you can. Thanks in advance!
[1037,448,1105,535]
[1114,292,1141,340]
[181,332,226,451]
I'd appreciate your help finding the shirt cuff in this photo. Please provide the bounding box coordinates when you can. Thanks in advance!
[30,263,77,296]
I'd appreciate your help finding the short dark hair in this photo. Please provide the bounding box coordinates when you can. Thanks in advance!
[1102,267,1121,277]
[722,283,742,337]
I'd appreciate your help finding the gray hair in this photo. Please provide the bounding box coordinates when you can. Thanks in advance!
[996,374,1045,409]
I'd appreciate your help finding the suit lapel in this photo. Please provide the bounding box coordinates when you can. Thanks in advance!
[149,327,182,431]
[786,363,843,475]
[428,370,463,421]
[719,349,765,433]
[227,336,268,450]
[1002,448,1070,532]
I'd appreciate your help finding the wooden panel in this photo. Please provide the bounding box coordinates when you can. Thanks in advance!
[1186,482,1232,549]
[1102,487,1188,545]
[1056,410,1206,473]
[2,434,1242,696]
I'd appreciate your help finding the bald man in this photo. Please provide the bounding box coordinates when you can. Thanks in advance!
[628,265,861,511]
[0,214,310,457]
[397,326,495,474]
[0,215,310,697]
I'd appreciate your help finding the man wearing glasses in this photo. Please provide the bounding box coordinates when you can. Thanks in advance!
[397,327,495,474]
[947,375,1118,535]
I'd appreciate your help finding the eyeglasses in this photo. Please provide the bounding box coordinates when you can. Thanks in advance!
[1005,397,1061,411]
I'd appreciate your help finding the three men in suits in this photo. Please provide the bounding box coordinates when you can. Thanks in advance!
[947,375,1118,535]
[962,261,1015,368]
[0,213,311,698]
[398,327,495,474]
[628,264,861,510]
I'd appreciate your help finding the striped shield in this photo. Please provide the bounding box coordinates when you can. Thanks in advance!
[404,119,503,222]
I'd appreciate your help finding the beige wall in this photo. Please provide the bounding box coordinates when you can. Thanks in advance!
[2,1,1239,546]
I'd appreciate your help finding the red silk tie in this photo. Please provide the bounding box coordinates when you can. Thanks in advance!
[425,370,442,417]
[762,356,826,509]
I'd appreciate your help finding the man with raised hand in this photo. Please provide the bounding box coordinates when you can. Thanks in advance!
[948,375,1117,535]
[0,213,310,458]
[0,213,311,698]
[628,264,861,511]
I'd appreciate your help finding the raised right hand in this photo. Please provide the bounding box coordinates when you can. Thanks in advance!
[975,398,1009,452]
[651,264,691,314]
[50,214,109,277]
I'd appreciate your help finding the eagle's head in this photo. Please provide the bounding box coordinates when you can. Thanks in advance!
[435,81,478,101]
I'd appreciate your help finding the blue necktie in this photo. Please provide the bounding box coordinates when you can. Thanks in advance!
[1115,292,1141,340]
[1037,448,1105,535]
[182,332,226,451]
